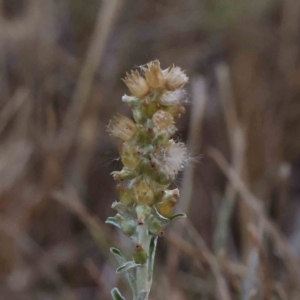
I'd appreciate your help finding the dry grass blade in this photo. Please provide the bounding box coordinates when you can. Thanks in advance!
[167,231,247,278]
[184,219,232,300]
[178,75,208,215]
[166,75,208,292]
[84,258,112,299]
[52,188,116,251]
[208,147,300,286]
[0,88,28,134]
[61,0,124,148]
[247,224,272,300]
[213,63,246,256]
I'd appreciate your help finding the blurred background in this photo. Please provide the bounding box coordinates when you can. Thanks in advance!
[1,0,300,299]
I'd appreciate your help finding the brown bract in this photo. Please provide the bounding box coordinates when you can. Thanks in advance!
[152,110,176,136]
[123,70,150,98]
[144,60,166,89]
[107,114,136,141]
[163,66,189,90]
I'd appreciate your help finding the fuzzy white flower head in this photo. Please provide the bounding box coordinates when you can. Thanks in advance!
[152,110,177,136]
[143,60,166,89]
[123,70,150,98]
[151,140,187,180]
[159,89,186,106]
[163,66,189,90]
[122,94,135,103]
[108,114,136,141]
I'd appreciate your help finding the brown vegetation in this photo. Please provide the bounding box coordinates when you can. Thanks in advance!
[1,0,300,299]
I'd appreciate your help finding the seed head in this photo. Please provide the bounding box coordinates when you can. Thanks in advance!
[151,140,187,180]
[108,114,136,141]
[159,89,186,106]
[152,110,176,136]
[144,60,166,89]
[123,70,150,98]
[163,66,189,90]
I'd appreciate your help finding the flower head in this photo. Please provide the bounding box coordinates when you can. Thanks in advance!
[117,183,135,206]
[159,89,186,106]
[123,70,150,98]
[152,110,176,136]
[143,60,166,89]
[163,66,188,90]
[108,114,136,141]
[151,140,187,180]
[134,180,154,205]
[157,198,177,218]
[121,143,140,169]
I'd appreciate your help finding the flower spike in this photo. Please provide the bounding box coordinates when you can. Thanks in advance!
[107,60,189,300]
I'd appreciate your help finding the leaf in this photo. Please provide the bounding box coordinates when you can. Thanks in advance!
[136,290,149,300]
[105,217,120,228]
[110,248,137,296]
[111,201,126,211]
[116,261,141,273]
[111,201,131,216]
[110,247,124,259]
[170,213,187,222]
[148,236,158,281]
[111,287,126,300]
[152,206,170,224]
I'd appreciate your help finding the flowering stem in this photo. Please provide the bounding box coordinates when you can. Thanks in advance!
[107,60,189,300]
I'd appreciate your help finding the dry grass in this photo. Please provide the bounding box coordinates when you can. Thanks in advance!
[1,0,300,299]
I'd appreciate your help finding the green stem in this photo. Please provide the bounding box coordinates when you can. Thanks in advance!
[135,224,156,300]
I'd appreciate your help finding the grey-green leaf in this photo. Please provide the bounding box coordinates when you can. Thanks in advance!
[111,287,126,300]
[116,261,141,273]
[112,201,131,217]
[110,247,124,259]
[105,217,120,228]
[136,290,149,300]
[148,236,158,280]
[170,213,187,222]
[110,248,137,296]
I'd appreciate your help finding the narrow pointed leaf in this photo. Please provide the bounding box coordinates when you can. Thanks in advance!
[170,213,186,222]
[111,201,132,217]
[116,261,140,273]
[148,236,158,281]
[106,217,120,228]
[111,287,126,300]
[152,206,170,224]
[110,247,124,260]
[136,290,148,300]
[110,248,137,296]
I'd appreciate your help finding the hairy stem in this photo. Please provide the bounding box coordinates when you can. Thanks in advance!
[136,224,153,300]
